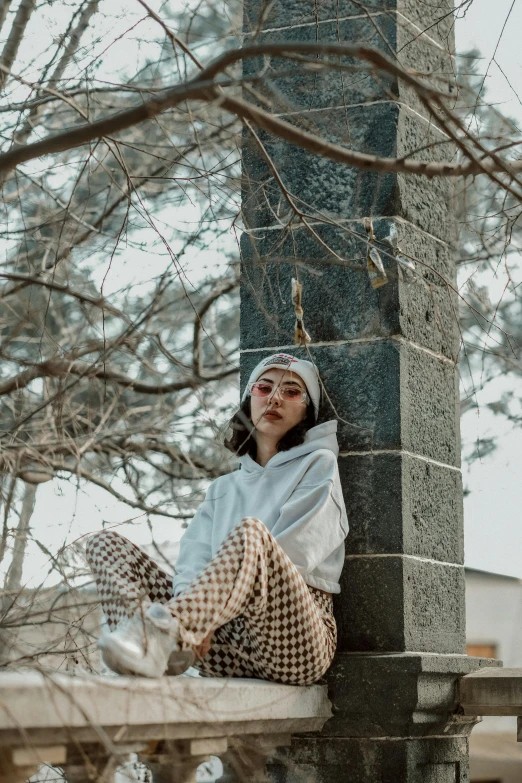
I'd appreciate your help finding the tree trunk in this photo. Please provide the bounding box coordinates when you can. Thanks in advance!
[0,0,37,92]
[4,481,37,592]
[0,0,13,37]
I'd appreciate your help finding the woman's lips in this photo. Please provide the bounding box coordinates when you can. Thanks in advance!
[264,411,282,419]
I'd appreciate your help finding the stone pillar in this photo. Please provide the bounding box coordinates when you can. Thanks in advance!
[62,742,116,783]
[240,2,494,781]
[217,735,292,783]
[141,738,228,783]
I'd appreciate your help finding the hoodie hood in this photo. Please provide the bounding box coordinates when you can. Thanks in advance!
[239,420,339,474]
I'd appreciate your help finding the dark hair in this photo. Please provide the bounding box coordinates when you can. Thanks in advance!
[223,394,317,459]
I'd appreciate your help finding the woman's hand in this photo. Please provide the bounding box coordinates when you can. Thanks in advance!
[193,630,214,659]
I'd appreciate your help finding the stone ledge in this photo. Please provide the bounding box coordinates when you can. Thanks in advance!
[460,667,522,717]
[323,653,497,738]
[0,671,332,745]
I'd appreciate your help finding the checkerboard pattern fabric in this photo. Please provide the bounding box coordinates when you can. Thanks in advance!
[85,517,336,685]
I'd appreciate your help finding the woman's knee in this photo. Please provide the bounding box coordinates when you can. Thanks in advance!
[237,516,274,545]
[85,529,124,559]
[240,516,264,532]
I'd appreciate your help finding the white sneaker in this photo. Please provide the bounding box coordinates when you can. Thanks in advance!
[98,603,195,678]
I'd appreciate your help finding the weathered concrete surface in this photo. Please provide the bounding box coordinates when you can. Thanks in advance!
[336,558,466,654]
[0,672,329,783]
[327,654,495,737]
[241,221,458,358]
[268,735,471,783]
[240,0,491,780]
[339,453,464,562]
[0,671,331,744]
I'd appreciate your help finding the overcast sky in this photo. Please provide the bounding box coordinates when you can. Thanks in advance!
[4,0,522,588]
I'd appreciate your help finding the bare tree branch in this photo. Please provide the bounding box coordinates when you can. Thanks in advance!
[0,357,237,397]
[1,42,522,179]
[0,273,122,315]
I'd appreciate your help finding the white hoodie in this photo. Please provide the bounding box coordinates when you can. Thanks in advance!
[172,420,348,595]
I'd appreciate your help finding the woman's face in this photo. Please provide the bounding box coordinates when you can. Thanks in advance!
[249,367,309,439]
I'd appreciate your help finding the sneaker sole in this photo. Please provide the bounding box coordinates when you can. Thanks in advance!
[166,648,196,676]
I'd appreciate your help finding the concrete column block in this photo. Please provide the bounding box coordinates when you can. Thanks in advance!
[339,453,464,562]
[240,226,394,348]
[335,557,466,654]
[241,105,400,230]
[241,223,459,358]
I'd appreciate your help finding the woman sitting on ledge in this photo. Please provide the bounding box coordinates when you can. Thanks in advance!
[86,353,348,685]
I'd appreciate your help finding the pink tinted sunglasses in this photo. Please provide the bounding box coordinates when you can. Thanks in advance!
[248,381,309,404]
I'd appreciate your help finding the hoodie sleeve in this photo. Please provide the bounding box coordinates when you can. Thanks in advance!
[270,451,348,576]
[172,485,214,597]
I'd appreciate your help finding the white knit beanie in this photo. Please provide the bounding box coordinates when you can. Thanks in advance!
[241,353,321,421]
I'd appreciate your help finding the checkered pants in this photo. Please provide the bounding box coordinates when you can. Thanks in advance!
[85,516,336,685]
